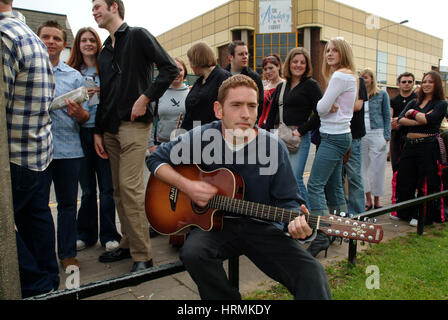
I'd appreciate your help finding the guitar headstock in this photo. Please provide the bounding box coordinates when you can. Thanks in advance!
[318,214,383,244]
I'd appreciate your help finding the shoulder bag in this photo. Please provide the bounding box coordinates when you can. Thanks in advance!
[276,82,301,154]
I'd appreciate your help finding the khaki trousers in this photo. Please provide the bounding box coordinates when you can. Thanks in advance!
[103,121,152,262]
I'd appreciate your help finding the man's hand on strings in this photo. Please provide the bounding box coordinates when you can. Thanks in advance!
[288,204,313,240]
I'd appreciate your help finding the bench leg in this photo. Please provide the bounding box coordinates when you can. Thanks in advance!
[228,256,239,290]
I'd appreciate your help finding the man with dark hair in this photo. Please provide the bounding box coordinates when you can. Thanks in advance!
[225,40,264,118]
[390,72,417,172]
[1,0,59,298]
[147,74,331,300]
[38,20,90,272]
[91,0,178,272]
[37,20,67,43]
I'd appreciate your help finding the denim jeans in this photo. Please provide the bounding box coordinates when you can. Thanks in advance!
[46,158,81,260]
[10,164,59,297]
[307,132,352,216]
[287,132,311,208]
[343,138,365,215]
[77,127,121,246]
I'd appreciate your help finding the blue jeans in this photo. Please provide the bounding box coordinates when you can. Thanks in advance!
[343,138,365,215]
[10,164,59,297]
[287,132,311,208]
[46,158,81,260]
[77,127,121,246]
[307,133,352,216]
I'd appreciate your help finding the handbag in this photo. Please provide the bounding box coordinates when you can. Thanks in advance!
[276,82,301,154]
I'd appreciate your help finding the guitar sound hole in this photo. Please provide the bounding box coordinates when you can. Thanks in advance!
[191,202,208,215]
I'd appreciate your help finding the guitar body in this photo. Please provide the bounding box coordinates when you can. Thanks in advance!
[145,164,245,235]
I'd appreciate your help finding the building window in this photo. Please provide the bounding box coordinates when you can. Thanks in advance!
[254,32,297,76]
[377,51,388,84]
[397,56,407,78]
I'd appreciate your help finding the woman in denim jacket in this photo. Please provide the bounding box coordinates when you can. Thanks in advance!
[360,68,391,210]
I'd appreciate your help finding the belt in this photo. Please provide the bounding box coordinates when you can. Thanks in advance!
[406,136,436,145]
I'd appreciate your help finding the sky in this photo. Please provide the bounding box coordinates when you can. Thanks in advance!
[12,0,448,65]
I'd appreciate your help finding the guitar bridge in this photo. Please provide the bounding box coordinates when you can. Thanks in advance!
[169,186,178,211]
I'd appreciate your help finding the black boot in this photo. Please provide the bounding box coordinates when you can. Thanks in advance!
[307,230,331,258]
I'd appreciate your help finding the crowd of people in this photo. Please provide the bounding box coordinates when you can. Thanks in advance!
[2,0,447,300]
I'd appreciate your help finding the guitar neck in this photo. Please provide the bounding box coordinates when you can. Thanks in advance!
[208,195,319,228]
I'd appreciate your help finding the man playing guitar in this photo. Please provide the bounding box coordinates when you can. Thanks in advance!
[146,75,331,300]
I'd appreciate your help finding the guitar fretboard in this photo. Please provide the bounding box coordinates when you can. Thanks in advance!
[208,194,320,228]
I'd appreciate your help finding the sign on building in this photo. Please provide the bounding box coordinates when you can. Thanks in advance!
[259,0,292,34]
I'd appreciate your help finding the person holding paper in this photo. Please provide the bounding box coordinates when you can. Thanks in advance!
[38,20,90,272]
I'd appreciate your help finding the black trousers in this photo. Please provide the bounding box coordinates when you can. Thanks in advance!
[179,217,332,300]
[396,140,440,223]
[390,130,405,172]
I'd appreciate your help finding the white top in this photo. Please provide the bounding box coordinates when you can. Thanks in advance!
[317,72,357,135]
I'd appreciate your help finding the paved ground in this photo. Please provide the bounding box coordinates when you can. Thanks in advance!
[49,146,418,300]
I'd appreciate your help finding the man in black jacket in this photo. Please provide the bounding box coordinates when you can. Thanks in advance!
[92,0,178,273]
[225,40,264,119]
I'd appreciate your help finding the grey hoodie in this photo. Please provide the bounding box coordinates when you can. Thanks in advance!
[149,84,189,148]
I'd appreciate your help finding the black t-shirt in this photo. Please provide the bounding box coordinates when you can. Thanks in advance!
[350,77,368,139]
[181,65,231,131]
[398,99,447,136]
[390,92,417,137]
[265,77,323,135]
[391,92,418,119]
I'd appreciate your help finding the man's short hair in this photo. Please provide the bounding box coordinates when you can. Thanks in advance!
[187,42,217,68]
[397,72,415,84]
[227,40,246,56]
[102,0,125,20]
[217,74,259,104]
[37,20,67,43]
[0,0,13,5]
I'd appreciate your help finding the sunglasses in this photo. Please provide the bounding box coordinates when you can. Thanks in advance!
[400,80,414,84]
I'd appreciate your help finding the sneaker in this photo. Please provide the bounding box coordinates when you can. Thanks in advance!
[389,214,400,221]
[409,219,418,227]
[76,240,86,251]
[105,240,120,252]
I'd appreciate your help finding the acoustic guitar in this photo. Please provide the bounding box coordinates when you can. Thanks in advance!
[145,164,383,244]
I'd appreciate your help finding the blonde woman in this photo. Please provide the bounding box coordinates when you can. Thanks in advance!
[306,38,357,257]
[360,68,391,210]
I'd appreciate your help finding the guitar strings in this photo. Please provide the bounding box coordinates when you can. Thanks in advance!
[209,195,379,231]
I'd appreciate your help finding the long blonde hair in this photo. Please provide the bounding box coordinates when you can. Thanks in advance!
[360,68,380,98]
[322,37,356,85]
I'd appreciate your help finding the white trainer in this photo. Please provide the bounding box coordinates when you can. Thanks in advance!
[76,240,87,251]
[105,240,120,252]
[409,219,418,227]
[389,214,400,221]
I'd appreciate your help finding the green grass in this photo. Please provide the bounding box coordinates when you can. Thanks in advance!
[243,223,448,300]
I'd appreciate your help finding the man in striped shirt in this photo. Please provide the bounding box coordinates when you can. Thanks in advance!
[1,0,59,298]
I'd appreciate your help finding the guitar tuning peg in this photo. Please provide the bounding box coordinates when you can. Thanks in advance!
[349,214,354,219]
[340,212,346,217]
[373,218,377,223]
